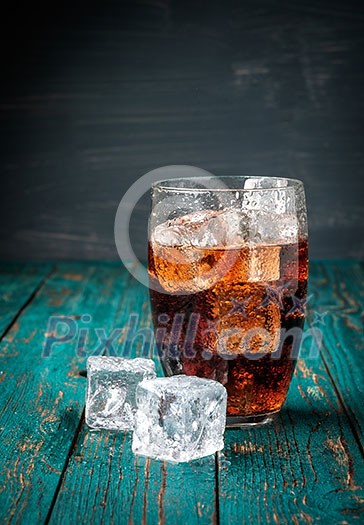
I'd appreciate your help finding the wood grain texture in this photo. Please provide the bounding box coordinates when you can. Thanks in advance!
[218,261,364,524]
[308,261,364,447]
[0,262,131,524]
[0,262,52,335]
[0,261,363,524]
[48,428,216,525]
[1,1,364,259]
[49,270,217,525]
[218,357,364,523]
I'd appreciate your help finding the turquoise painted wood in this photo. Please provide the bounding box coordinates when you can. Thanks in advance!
[219,337,364,523]
[0,261,363,524]
[49,272,217,525]
[0,262,131,523]
[309,261,364,445]
[0,262,52,335]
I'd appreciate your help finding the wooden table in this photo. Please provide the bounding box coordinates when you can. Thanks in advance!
[0,261,363,524]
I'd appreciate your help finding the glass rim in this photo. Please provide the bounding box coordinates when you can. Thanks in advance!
[151,175,304,193]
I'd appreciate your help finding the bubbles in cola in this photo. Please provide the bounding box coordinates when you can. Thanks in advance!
[149,207,308,420]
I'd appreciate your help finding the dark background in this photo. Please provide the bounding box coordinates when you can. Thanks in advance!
[1,0,363,260]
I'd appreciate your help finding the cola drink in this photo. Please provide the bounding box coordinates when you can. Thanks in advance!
[148,208,308,424]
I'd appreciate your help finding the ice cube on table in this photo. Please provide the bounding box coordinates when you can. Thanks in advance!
[85,357,156,430]
[132,375,227,463]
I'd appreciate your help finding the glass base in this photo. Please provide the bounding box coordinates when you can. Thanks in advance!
[226,410,280,428]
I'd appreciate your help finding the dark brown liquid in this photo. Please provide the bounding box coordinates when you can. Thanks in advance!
[148,239,308,417]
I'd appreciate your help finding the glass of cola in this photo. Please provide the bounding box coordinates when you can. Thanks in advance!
[148,176,308,426]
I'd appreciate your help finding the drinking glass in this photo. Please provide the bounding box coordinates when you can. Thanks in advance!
[148,176,308,426]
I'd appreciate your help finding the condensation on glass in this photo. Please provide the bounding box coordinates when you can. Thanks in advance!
[148,176,308,426]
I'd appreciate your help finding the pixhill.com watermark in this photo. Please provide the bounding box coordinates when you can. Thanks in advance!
[43,312,324,360]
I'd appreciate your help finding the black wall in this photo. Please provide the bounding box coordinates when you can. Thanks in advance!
[1,1,363,260]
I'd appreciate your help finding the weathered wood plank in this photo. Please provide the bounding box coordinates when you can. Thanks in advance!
[50,426,216,525]
[0,262,52,335]
[309,261,364,446]
[218,269,364,524]
[1,261,363,524]
[0,262,131,524]
[130,448,216,525]
[49,276,217,525]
